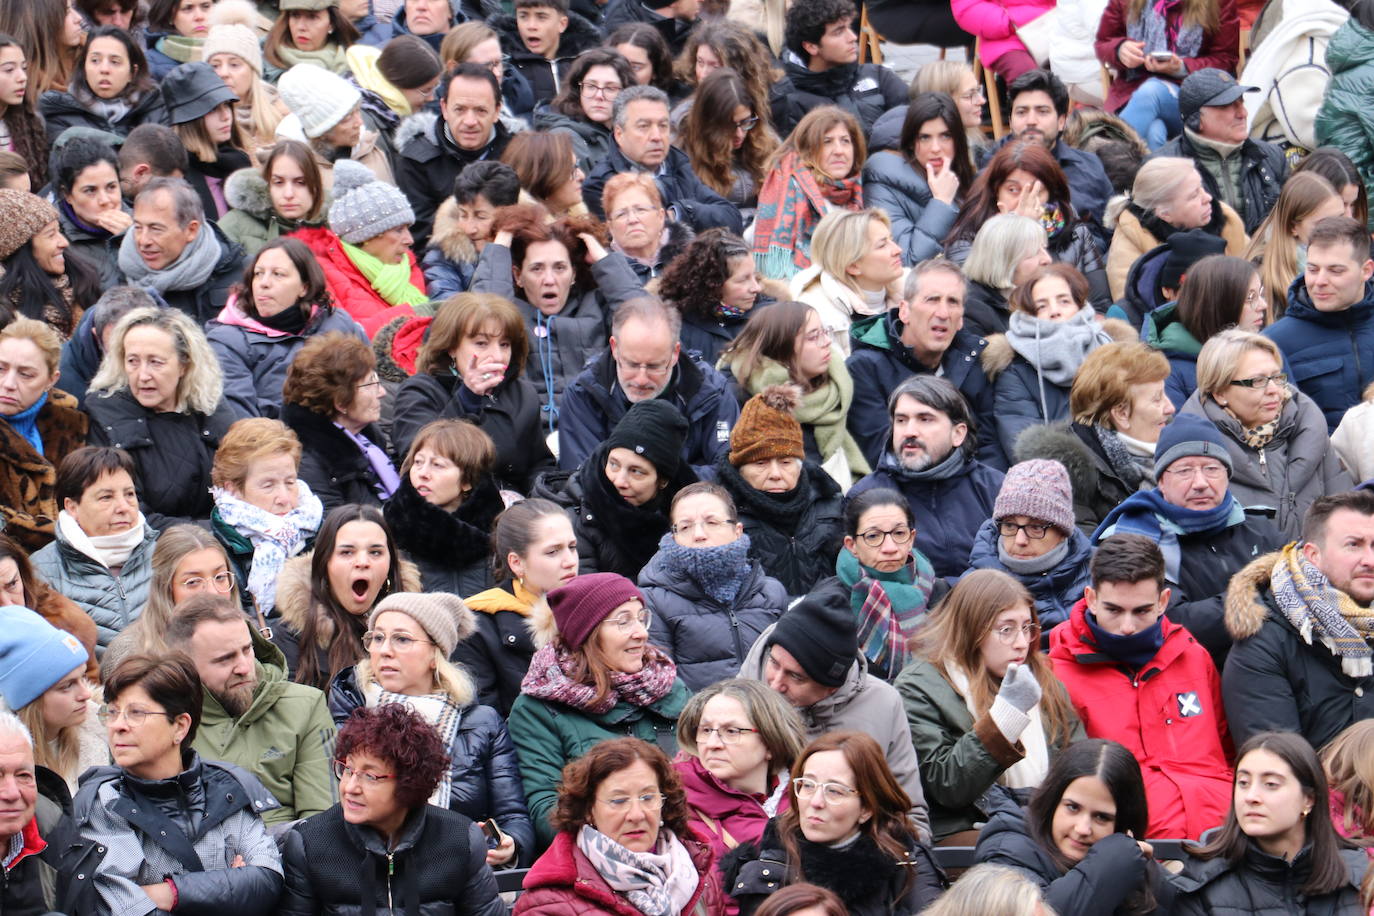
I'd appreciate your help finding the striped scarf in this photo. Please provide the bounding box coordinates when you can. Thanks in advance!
[1270,542,1374,677]
[836,548,936,680]
[751,151,861,280]
[363,681,463,806]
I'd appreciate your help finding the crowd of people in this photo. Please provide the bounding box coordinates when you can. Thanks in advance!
[2,0,1374,910]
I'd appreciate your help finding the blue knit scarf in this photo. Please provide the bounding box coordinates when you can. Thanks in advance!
[1084,610,1166,669]
[1092,487,1245,582]
[2,391,46,456]
[653,532,753,606]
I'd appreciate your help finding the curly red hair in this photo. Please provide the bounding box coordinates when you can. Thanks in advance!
[551,737,692,837]
[336,704,451,809]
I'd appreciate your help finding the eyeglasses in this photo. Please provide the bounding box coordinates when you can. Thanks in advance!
[1162,463,1228,481]
[803,326,833,345]
[989,623,1041,645]
[958,88,985,103]
[356,376,383,391]
[598,792,665,811]
[733,115,759,132]
[361,631,434,652]
[609,205,659,224]
[614,354,673,375]
[97,704,171,727]
[1229,372,1287,390]
[1244,284,1266,307]
[333,760,395,785]
[696,724,759,745]
[792,777,858,803]
[998,521,1052,540]
[855,525,914,547]
[670,517,737,537]
[602,608,652,632]
[580,81,622,99]
[178,570,235,593]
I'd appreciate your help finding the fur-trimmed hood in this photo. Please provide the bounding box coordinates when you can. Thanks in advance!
[427,197,477,264]
[394,111,437,157]
[980,317,1138,380]
[272,551,423,648]
[1010,423,1101,513]
[525,593,558,649]
[1224,549,1283,642]
[224,168,270,218]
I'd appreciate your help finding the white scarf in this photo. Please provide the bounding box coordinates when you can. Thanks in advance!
[57,509,146,569]
[944,662,1049,790]
[362,680,461,807]
[211,480,323,615]
[576,825,699,916]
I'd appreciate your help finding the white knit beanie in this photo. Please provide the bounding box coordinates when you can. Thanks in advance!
[202,23,263,75]
[278,64,361,138]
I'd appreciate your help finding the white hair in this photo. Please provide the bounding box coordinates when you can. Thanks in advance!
[0,710,34,749]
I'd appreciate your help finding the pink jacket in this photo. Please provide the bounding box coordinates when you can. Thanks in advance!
[952,0,1056,66]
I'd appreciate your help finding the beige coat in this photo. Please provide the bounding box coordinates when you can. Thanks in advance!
[1106,202,1249,300]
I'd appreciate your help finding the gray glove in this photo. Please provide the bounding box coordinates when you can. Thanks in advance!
[996,663,1042,714]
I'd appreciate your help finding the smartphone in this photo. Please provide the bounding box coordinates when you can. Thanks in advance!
[1150,51,1173,60]
[480,818,507,848]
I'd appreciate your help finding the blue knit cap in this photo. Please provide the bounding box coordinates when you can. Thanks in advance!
[327,160,415,245]
[0,606,89,710]
[1154,414,1234,479]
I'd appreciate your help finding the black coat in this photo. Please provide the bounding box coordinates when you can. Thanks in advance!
[391,368,554,493]
[382,474,501,597]
[1154,133,1289,235]
[600,0,693,54]
[713,455,845,597]
[581,144,743,234]
[281,403,391,513]
[974,804,1176,916]
[39,86,168,142]
[962,280,1012,339]
[774,57,909,138]
[279,803,507,916]
[85,388,234,529]
[13,768,99,916]
[453,588,535,717]
[1172,843,1367,916]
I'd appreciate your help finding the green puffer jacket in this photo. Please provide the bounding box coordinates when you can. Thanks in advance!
[894,659,1084,842]
[30,523,158,654]
[218,168,325,258]
[1315,17,1374,233]
[192,630,337,825]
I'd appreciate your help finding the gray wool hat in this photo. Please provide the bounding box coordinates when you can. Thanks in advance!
[162,61,239,126]
[327,160,415,244]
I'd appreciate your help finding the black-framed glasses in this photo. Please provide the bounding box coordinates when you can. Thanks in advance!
[998,521,1051,540]
[856,525,914,547]
[1229,372,1286,390]
[580,81,622,99]
[733,115,759,132]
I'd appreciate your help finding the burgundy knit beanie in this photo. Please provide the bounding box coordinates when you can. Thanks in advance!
[546,573,644,650]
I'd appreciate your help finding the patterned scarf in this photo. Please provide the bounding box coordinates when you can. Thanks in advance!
[362,680,463,806]
[1094,425,1153,490]
[1126,0,1203,61]
[744,358,870,481]
[652,532,753,607]
[520,642,678,715]
[211,480,323,615]
[1270,542,1374,677]
[575,825,698,916]
[835,548,936,680]
[1222,391,1289,450]
[751,150,862,279]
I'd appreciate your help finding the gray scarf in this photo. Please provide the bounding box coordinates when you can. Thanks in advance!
[998,536,1071,575]
[1126,0,1204,60]
[1005,308,1114,387]
[879,447,969,483]
[1095,426,1153,490]
[117,223,223,293]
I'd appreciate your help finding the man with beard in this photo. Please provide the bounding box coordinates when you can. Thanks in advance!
[166,594,335,825]
[848,375,1004,578]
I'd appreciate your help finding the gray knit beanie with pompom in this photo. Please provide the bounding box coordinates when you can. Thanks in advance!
[327,160,415,245]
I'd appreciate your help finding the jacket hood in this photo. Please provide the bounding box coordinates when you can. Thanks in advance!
[466,582,533,616]
[427,197,478,264]
[739,621,867,725]
[1326,16,1374,73]
[1009,423,1101,510]
[490,10,603,61]
[223,167,270,219]
[1224,549,1283,641]
[394,110,438,156]
[273,551,423,647]
[1142,301,1203,355]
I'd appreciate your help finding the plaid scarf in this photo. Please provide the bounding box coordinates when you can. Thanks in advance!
[1271,542,1374,677]
[520,643,678,715]
[836,548,936,680]
[751,151,862,280]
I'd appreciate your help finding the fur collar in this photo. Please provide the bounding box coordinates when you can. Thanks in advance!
[526,593,558,649]
[271,551,422,648]
[394,111,437,154]
[1224,550,1284,641]
[383,475,504,565]
[223,168,269,218]
[427,197,477,263]
[980,317,1137,380]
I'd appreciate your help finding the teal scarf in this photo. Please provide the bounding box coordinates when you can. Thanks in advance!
[2,391,46,456]
[836,547,936,680]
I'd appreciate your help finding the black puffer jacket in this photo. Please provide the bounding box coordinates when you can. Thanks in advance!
[85,388,234,529]
[39,86,167,142]
[714,455,844,598]
[1171,842,1367,915]
[1154,132,1288,235]
[328,669,535,865]
[391,367,554,493]
[974,802,1176,916]
[639,544,787,690]
[13,767,99,916]
[774,56,908,137]
[456,583,538,717]
[281,403,391,513]
[382,475,501,597]
[723,818,946,916]
[279,803,506,916]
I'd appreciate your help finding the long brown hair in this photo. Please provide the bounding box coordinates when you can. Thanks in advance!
[683,68,777,198]
[0,34,48,187]
[918,569,1077,745]
[718,300,818,388]
[769,105,864,181]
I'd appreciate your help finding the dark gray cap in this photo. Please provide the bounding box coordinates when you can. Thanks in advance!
[1178,68,1258,123]
[161,62,239,126]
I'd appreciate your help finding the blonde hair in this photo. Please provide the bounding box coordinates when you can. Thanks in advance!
[1195,328,1285,400]
[174,111,250,164]
[964,213,1047,292]
[238,73,285,152]
[355,649,475,707]
[809,207,892,295]
[89,307,224,416]
[0,317,62,377]
[1323,719,1374,841]
[1245,172,1341,320]
[1132,157,1199,216]
[132,525,240,658]
[923,864,1056,916]
[211,418,302,491]
[16,679,80,783]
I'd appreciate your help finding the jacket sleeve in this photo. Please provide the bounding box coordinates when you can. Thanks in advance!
[1222,628,1304,746]
[993,366,1050,466]
[506,696,569,849]
[422,252,473,301]
[589,250,650,315]
[670,175,745,235]
[1094,0,1129,66]
[470,242,519,301]
[275,829,315,916]
[390,376,454,465]
[554,382,606,472]
[206,328,262,421]
[844,353,894,469]
[172,810,284,916]
[952,0,1016,41]
[984,830,1148,916]
[863,177,957,264]
[79,792,163,916]
[878,690,932,843]
[289,692,337,820]
[480,713,537,868]
[1164,593,1230,663]
[461,821,511,916]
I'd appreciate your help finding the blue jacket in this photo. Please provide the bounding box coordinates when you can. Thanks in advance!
[849,456,1005,580]
[59,308,103,408]
[966,519,1094,628]
[860,151,959,264]
[1265,275,1374,431]
[582,144,743,235]
[846,309,1007,470]
[328,668,536,866]
[980,136,1115,227]
[557,348,740,477]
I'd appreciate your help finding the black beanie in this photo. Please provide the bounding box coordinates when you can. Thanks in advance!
[769,580,857,687]
[606,400,688,480]
[1157,228,1227,297]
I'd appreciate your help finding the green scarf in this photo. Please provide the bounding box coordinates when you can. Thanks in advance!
[746,357,870,481]
[342,241,427,307]
[273,42,350,75]
[835,547,936,680]
[157,34,203,63]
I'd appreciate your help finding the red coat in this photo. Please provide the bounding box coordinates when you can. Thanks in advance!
[291,225,422,338]
[1048,599,1234,840]
[515,828,728,916]
[1093,0,1240,112]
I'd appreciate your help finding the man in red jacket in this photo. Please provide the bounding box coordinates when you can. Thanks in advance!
[1048,533,1233,840]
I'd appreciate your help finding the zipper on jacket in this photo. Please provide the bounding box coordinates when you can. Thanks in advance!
[386,853,395,912]
[727,607,743,664]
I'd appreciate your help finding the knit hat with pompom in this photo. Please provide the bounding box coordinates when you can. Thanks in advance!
[327,160,415,244]
[729,384,804,467]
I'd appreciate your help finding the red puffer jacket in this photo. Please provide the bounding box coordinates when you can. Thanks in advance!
[291,225,423,338]
[1048,598,1234,840]
[515,828,728,916]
